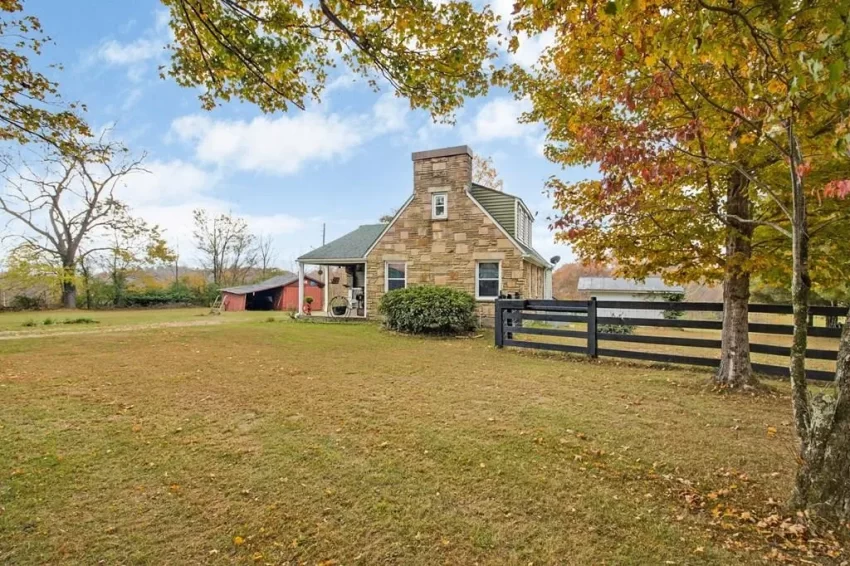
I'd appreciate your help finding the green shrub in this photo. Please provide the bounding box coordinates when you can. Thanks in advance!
[21,319,37,327]
[42,317,54,326]
[379,285,476,335]
[598,323,635,335]
[62,317,99,325]
[11,295,46,311]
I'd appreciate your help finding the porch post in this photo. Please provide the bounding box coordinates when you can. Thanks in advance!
[323,266,329,312]
[298,262,305,316]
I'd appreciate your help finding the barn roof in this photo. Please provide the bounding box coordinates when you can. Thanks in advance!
[297,224,386,262]
[577,277,684,294]
[220,273,322,295]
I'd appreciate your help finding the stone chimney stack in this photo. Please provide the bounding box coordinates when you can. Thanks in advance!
[411,146,473,201]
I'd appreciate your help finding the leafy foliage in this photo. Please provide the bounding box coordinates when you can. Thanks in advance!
[379,285,476,335]
[598,323,634,335]
[0,1,89,149]
[161,0,497,119]
[500,0,850,290]
[660,292,686,321]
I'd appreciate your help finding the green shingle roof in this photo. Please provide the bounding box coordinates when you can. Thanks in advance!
[469,183,550,267]
[298,224,386,262]
[470,183,516,237]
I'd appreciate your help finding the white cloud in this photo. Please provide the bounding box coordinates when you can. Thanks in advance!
[170,95,410,176]
[115,159,311,265]
[121,88,144,111]
[97,37,163,66]
[491,0,554,68]
[120,159,214,208]
[170,112,365,176]
[372,93,409,134]
[88,8,171,82]
[510,30,555,68]
[463,97,535,143]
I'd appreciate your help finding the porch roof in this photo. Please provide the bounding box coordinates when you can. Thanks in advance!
[298,224,385,263]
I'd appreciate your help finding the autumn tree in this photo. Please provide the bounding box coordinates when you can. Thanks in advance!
[161,0,497,119]
[551,261,611,299]
[1,1,88,150]
[472,154,504,191]
[501,0,850,389]
[0,242,61,306]
[0,139,146,308]
[503,0,850,520]
[192,209,257,286]
[99,219,175,306]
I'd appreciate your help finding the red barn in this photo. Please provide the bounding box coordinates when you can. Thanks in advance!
[220,274,324,312]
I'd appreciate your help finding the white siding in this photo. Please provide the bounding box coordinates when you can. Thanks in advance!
[590,291,670,320]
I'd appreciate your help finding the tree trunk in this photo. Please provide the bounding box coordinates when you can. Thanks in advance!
[61,279,77,309]
[792,310,850,521]
[715,170,756,388]
[784,120,850,522]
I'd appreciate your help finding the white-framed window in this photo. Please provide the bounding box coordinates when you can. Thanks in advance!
[385,261,407,291]
[476,261,501,300]
[431,192,448,219]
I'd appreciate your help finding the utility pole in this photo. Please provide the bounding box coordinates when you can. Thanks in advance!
[322,223,326,246]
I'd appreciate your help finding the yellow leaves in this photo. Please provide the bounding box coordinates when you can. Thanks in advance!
[738,132,757,145]
[766,426,777,438]
[233,535,245,546]
[766,79,786,95]
[644,54,657,67]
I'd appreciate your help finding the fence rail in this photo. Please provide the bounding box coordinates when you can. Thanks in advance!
[495,298,846,381]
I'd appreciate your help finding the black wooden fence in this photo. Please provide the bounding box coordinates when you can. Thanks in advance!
[495,298,846,381]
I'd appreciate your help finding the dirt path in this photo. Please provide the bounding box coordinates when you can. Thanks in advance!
[0,319,224,341]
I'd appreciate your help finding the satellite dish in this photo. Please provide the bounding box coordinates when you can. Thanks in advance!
[550,255,562,266]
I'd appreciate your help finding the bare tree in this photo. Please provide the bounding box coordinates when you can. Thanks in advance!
[379,209,397,223]
[472,154,504,191]
[257,233,276,278]
[0,139,145,308]
[192,209,257,286]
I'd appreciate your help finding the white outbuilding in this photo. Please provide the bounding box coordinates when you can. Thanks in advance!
[577,276,685,320]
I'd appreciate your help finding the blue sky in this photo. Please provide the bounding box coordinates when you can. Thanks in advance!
[27,0,585,269]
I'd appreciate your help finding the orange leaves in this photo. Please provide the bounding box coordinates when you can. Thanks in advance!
[824,179,850,199]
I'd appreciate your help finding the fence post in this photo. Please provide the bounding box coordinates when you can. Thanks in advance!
[587,297,598,358]
[495,299,504,348]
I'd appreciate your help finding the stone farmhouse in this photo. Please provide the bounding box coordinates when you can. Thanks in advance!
[295,145,553,323]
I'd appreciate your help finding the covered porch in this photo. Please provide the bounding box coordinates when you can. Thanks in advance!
[296,223,386,320]
[297,260,367,319]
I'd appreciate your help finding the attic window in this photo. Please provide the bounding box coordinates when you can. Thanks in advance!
[431,193,447,220]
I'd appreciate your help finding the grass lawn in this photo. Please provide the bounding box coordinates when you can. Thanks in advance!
[0,308,290,334]
[0,312,845,564]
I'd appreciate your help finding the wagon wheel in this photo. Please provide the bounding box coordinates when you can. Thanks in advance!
[328,295,351,318]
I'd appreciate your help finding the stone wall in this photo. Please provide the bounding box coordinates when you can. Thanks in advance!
[365,146,529,323]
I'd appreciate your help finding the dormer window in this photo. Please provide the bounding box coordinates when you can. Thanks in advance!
[431,192,447,220]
